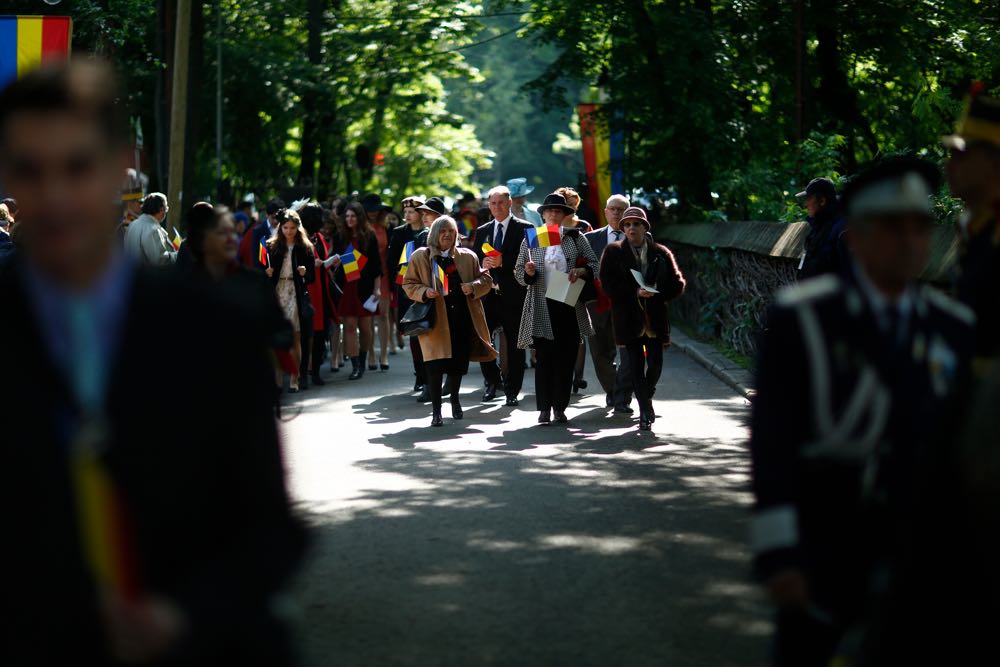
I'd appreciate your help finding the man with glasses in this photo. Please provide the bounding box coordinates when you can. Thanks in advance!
[585,194,634,411]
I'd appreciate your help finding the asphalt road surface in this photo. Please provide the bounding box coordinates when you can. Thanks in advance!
[280,341,770,667]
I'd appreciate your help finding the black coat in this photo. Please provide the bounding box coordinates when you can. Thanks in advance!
[474,217,531,326]
[599,239,686,345]
[267,242,316,324]
[1,259,307,666]
[332,233,382,304]
[750,270,974,635]
[387,224,425,323]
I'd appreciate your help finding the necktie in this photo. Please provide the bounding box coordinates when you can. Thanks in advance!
[613,230,622,242]
[495,223,504,249]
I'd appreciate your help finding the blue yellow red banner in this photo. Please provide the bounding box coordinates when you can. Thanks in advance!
[0,16,73,89]
[578,103,625,227]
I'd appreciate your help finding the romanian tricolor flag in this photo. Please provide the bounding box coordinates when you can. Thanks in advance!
[171,228,183,252]
[341,244,368,282]
[72,441,141,601]
[525,224,562,249]
[397,241,415,266]
[481,242,502,258]
[0,16,73,89]
[258,240,269,267]
[395,263,408,285]
[457,209,478,236]
[578,103,625,227]
[433,259,449,296]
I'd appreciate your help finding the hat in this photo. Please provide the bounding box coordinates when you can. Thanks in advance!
[401,195,426,208]
[507,177,535,198]
[536,192,575,215]
[795,177,838,200]
[620,207,650,230]
[121,168,146,202]
[942,85,1000,151]
[361,193,392,213]
[234,211,250,225]
[842,156,939,219]
[266,198,286,215]
[416,196,447,216]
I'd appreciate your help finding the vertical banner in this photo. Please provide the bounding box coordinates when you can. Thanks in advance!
[0,16,73,89]
[578,103,625,227]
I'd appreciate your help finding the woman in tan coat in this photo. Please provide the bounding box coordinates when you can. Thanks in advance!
[404,216,497,426]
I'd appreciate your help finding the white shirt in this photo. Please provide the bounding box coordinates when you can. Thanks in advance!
[607,225,624,245]
[494,214,512,246]
[542,245,567,288]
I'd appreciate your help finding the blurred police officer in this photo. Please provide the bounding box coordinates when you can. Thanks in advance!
[944,86,1000,363]
[750,157,974,667]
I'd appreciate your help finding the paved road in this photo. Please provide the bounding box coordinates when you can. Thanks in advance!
[280,343,770,667]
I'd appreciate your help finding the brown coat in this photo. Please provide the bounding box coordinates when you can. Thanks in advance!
[403,246,498,363]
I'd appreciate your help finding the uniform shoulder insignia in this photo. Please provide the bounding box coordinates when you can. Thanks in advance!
[775,274,841,308]
[922,287,976,326]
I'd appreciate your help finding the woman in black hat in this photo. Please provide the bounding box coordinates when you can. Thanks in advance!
[514,192,600,424]
[599,207,686,430]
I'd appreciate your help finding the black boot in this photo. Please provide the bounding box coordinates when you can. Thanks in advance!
[311,372,325,386]
[348,356,362,380]
[431,408,443,427]
[355,351,368,379]
[450,375,463,420]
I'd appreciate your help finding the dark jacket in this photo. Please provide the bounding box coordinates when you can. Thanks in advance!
[332,233,382,305]
[267,242,316,325]
[599,239,686,345]
[955,211,1000,358]
[1,259,307,666]
[474,217,532,327]
[388,223,426,324]
[800,203,848,279]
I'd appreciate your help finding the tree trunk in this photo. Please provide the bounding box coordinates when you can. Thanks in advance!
[297,0,325,191]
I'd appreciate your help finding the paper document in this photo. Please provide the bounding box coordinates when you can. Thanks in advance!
[362,294,380,313]
[630,269,659,294]
[545,269,585,307]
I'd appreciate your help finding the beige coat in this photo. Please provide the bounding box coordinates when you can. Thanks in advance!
[403,246,498,363]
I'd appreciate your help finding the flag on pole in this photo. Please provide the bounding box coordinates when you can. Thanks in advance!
[481,242,502,258]
[525,224,562,249]
[397,241,415,266]
[578,103,625,227]
[171,228,183,251]
[433,259,449,296]
[0,16,73,89]
[341,244,368,282]
[258,240,269,267]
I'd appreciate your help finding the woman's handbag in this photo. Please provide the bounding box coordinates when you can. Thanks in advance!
[400,299,436,336]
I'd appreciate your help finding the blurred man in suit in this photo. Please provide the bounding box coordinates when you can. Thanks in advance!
[0,61,305,666]
[585,193,634,411]
[474,185,532,405]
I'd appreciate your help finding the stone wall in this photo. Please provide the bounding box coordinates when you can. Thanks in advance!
[659,221,960,359]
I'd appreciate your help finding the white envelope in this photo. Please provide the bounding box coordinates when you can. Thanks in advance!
[545,269,585,307]
[362,294,380,313]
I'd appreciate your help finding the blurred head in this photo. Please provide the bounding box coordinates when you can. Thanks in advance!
[386,210,400,227]
[537,192,574,227]
[620,207,650,246]
[233,211,249,235]
[946,141,1000,206]
[401,196,424,227]
[1,197,17,220]
[0,203,10,229]
[417,197,446,228]
[487,186,512,221]
[141,192,168,221]
[844,158,939,297]
[188,203,238,268]
[605,194,630,230]
[796,178,838,218]
[428,216,459,253]
[271,208,311,249]
[265,197,285,223]
[343,201,373,242]
[0,60,128,284]
[297,202,324,237]
[556,186,581,212]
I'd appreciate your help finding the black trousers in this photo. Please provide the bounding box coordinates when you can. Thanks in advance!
[410,336,426,385]
[533,301,579,413]
[480,297,525,398]
[426,367,463,412]
[624,337,664,411]
[299,326,313,378]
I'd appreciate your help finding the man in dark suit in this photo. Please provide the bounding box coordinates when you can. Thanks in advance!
[750,157,974,667]
[0,61,305,666]
[473,185,532,405]
[584,193,634,411]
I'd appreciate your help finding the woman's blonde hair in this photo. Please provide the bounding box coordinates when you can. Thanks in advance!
[556,187,581,211]
[267,208,314,251]
[0,203,9,224]
[427,216,459,254]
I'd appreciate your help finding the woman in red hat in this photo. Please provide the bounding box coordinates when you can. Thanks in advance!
[599,206,686,430]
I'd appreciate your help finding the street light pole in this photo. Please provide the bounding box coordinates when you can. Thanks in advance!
[216,1,223,200]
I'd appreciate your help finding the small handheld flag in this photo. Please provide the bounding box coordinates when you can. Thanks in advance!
[258,240,269,267]
[395,264,408,285]
[481,243,502,258]
[397,241,415,266]
[171,228,183,252]
[525,224,562,249]
[341,244,368,282]
[433,259,449,296]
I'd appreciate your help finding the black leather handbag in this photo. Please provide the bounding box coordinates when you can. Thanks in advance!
[400,299,436,336]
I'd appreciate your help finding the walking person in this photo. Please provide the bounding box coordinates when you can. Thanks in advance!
[474,185,533,406]
[403,216,497,427]
[124,192,177,266]
[796,177,848,279]
[514,192,600,424]
[363,194,395,371]
[584,193,634,411]
[299,202,339,388]
[265,208,315,393]
[600,207,686,430]
[389,195,431,395]
[334,201,382,381]
[557,186,595,392]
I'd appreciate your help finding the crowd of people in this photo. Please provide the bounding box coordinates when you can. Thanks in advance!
[4,58,1000,666]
